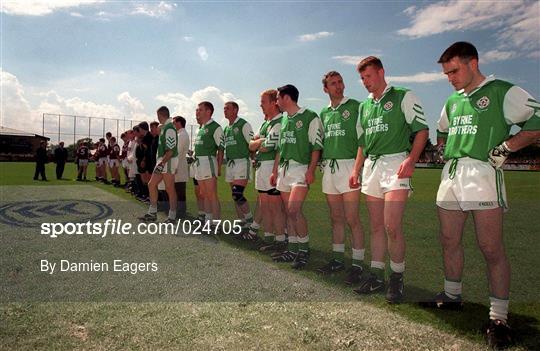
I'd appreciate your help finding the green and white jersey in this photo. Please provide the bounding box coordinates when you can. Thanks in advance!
[194,119,224,157]
[157,119,178,158]
[357,85,428,156]
[279,108,324,165]
[222,117,253,160]
[438,76,540,161]
[321,97,361,160]
[258,113,282,162]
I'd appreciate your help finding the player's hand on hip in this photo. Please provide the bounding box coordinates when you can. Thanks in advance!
[488,142,511,169]
[397,157,415,178]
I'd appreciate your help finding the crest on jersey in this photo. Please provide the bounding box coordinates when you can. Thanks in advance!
[451,103,457,114]
[295,120,303,129]
[383,101,393,111]
[476,96,490,109]
[234,127,239,134]
[342,110,351,120]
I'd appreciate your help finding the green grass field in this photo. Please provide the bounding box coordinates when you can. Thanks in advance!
[1,162,538,350]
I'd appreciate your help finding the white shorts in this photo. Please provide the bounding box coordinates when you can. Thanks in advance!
[155,156,179,175]
[436,157,507,211]
[322,158,359,195]
[98,157,108,167]
[79,159,88,167]
[255,160,275,191]
[276,161,308,193]
[121,159,129,169]
[361,152,411,199]
[225,158,251,183]
[194,156,218,181]
[109,159,120,168]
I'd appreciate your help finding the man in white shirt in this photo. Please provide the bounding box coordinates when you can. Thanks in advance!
[173,116,190,219]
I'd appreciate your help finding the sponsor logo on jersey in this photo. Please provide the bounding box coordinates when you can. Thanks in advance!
[342,110,351,120]
[383,101,393,111]
[451,103,457,114]
[295,120,303,129]
[476,96,490,110]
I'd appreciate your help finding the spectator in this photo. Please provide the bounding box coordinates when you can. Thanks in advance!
[34,140,48,181]
[54,141,68,179]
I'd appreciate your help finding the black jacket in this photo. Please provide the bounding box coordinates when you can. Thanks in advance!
[36,146,48,164]
[54,147,68,163]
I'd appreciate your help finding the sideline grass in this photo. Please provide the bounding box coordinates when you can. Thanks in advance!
[1,162,538,349]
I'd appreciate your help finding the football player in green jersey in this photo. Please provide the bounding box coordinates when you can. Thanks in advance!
[422,42,540,349]
[249,89,287,251]
[317,71,366,285]
[194,101,224,226]
[139,106,179,223]
[350,57,429,303]
[222,101,255,235]
[270,84,324,269]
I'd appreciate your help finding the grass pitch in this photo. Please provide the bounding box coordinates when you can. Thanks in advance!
[0,162,538,350]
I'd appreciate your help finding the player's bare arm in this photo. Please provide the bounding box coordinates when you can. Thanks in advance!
[217,149,224,176]
[269,152,280,187]
[305,150,321,185]
[349,147,365,188]
[397,129,428,179]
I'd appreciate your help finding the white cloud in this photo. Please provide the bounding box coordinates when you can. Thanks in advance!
[1,69,35,131]
[131,1,174,18]
[398,0,539,61]
[527,51,540,59]
[482,50,518,64]
[1,0,102,16]
[155,86,254,126]
[332,54,382,65]
[332,56,363,65]
[117,92,148,121]
[298,31,334,42]
[0,69,152,139]
[70,12,83,17]
[198,46,208,61]
[98,70,105,75]
[37,91,121,118]
[183,36,194,42]
[387,72,446,84]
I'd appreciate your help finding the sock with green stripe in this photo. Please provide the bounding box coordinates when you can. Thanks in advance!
[288,236,298,253]
[297,235,309,253]
[332,243,345,263]
[352,248,365,268]
[370,261,385,281]
[263,232,275,243]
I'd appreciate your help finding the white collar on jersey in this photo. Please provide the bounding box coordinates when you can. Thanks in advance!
[459,75,496,97]
[269,113,282,121]
[368,85,392,102]
[203,118,215,127]
[328,96,349,109]
[287,107,306,118]
[229,116,243,126]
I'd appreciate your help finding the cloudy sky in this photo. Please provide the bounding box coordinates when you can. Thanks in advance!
[1,0,539,144]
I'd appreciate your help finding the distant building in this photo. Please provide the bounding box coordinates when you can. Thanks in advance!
[0,126,50,161]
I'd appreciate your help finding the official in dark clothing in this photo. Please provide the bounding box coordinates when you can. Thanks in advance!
[54,141,68,179]
[34,141,48,181]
